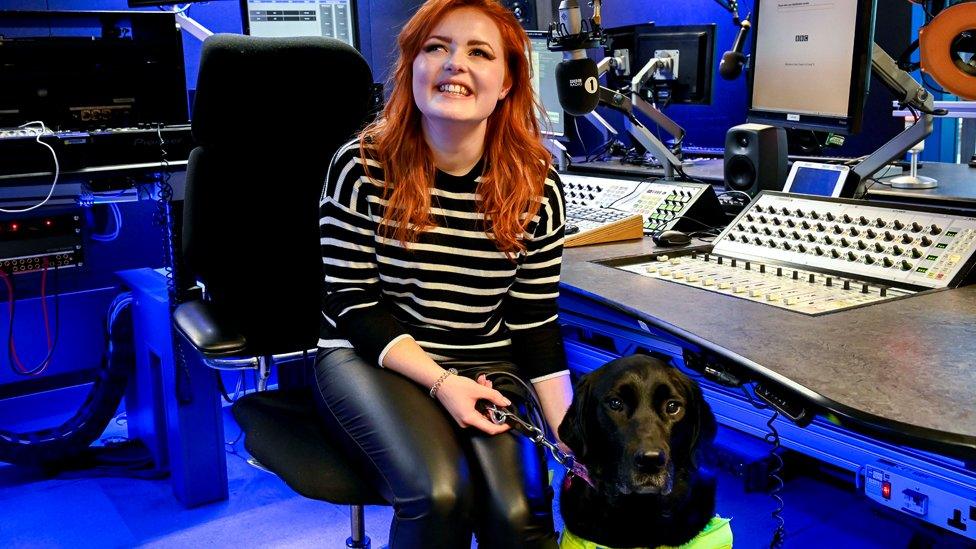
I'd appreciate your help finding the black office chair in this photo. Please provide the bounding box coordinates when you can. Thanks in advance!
[171,34,388,548]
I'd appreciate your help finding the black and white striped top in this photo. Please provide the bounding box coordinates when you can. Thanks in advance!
[318,140,568,382]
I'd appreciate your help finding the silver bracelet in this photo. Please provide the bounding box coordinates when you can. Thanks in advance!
[429,368,458,399]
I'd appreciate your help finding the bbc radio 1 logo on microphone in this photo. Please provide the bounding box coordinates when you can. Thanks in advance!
[569,76,599,94]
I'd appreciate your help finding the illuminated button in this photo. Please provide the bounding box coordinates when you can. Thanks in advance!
[670,259,681,265]
[733,285,746,294]
[767,294,781,302]
[703,278,715,286]
[673,271,685,279]
[645,265,659,274]
[718,282,731,290]
[686,274,700,283]
[750,289,763,297]
[657,255,669,262]
[785,297,799,306]
[659,268,672,276]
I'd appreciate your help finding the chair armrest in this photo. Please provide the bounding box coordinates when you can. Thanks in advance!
[173,300,248,357]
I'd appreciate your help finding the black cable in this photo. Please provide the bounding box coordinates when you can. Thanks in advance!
[667,215,724,233]
[920,72,950,96]
[5,263,61,376]
[765,411,786,549]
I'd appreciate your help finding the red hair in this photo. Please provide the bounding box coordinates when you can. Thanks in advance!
[360,0,552,254]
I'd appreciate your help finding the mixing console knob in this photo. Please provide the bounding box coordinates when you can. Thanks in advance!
[792,270,800,280]
[873,243,885,253]
[825,212,836,221]
[875,218,886,228]
[833,225,844,234]
[762,227,771,235]
[849,227,860,236]
[746,214,755,222]
[883,257,894,268]
[787,219,797,228]
[880,287,888,297]
[857,240,868,250]
[772,217,782,225]
[866,229,877,239]
[791,231,801,240]
[901,260,913,271]
[892,245,904,256]
[847,251,858,261]
[893,220,904,230]
[864,254,876,265]
[777,229,787,238]
[728,234,737,242]
[810,211,820,220]
[745,262,751,270]
[827,248,839,258]
[759,264,766,274]
[753,237,763,245]
[920,236,933,247]
[704,254,710,261]
[901,234,913,244]
[816,223,826,232]
[883,231,895,242]
[750,226,760,233]
[823,235,834,245]
[797,244,807,253]
[776,267,783,276]
[862,283,870,294]
[911,248,923,259]
[737,223,746,231]
[808,234,819,242]
[842,214,853,223]
[760,215,769,224]
[731,259,737,267]
[859,216,870,226]
[843,280,851,290]
[717,257,724,265]
[930,224,942,235]
[793,208,803,217]
[840,238,851,247]
[808,273,816,283]
[767,238,777,247]
[825,277,832,286]
[911,222,923,233]
[800,220,811,230]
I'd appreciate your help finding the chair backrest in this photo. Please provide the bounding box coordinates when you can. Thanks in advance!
[183,34,373,357]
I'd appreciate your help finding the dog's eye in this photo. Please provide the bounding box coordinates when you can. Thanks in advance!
[605,397,624,411]
[665,400,682,415]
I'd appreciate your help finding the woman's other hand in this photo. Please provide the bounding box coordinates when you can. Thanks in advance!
[435,373,512,435]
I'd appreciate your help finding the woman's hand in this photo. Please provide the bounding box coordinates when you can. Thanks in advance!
[435,373,512,435]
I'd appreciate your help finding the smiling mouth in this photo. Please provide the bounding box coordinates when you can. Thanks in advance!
[437,83,472,96]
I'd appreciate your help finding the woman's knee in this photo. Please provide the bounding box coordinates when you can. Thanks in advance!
[397,466,475,522]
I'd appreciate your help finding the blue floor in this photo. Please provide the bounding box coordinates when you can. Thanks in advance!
[0,404,973,548]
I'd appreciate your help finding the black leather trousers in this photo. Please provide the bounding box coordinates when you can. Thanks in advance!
[313,347,559,549]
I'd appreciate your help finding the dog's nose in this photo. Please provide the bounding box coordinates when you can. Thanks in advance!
[634,450,666,472]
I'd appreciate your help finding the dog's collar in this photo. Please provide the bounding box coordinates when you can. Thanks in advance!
[566,458,594,489]
[559,516,733,549]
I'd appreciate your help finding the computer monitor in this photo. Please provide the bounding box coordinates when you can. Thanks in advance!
[526,31,564,137]
[240,0,358,47]
[782,161,851,198]
[748,0,876,135]
[603,24,716,106]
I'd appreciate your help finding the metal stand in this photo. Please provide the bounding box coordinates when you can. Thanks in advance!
[889,149,938,189]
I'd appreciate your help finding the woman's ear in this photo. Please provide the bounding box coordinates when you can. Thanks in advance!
[558,374,593,462]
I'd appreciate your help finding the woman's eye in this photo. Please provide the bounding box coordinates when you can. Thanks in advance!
[424,44,446,53]
[470,48,491,58]
[606,398,623,411]
[665,401,682,415]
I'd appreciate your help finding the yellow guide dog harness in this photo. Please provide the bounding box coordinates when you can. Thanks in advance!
[559,516,733,549]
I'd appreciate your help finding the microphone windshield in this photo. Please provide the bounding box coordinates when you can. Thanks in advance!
[556,57,600,116]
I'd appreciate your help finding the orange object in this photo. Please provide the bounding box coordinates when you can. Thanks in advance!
[920,2,976,99]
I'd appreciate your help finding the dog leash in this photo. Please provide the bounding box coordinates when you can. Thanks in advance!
[478,400,595,489]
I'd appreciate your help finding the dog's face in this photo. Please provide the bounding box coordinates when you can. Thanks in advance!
[558,355,716,498]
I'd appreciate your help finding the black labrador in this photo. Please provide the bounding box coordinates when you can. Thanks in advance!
[558,354,717,547]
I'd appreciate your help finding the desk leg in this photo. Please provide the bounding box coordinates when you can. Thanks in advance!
[123,269,228,508]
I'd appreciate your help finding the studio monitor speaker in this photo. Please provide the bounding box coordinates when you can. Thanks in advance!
[724,123,788,197]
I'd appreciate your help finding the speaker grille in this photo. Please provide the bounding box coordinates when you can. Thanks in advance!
[726,155,756,191]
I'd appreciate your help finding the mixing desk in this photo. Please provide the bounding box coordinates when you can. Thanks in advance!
[601,192,976,315]
[561,173,723,234]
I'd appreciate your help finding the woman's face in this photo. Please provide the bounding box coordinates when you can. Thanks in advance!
[412,7,511,131]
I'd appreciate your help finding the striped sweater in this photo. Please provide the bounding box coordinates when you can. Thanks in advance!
[318,140,569,382]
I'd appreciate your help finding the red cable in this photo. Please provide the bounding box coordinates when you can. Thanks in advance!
[2,260,54,376]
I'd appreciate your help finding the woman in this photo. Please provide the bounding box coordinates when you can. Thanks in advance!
[315,0,571,546]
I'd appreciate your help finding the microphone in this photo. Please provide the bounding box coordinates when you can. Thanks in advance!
[552,0,600,116]
[719,18,751,80]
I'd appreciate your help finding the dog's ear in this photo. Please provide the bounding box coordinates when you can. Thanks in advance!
[558,373,594,462]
